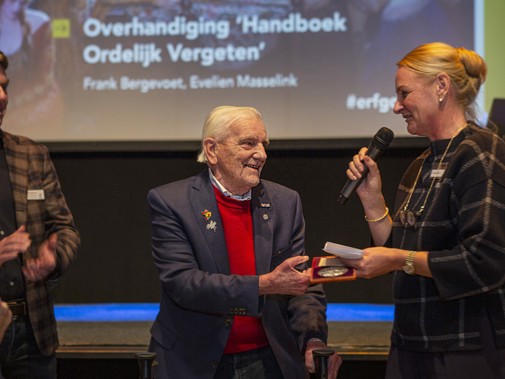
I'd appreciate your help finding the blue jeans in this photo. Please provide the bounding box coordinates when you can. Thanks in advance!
[214,346,284,379]
[0,315,56,379]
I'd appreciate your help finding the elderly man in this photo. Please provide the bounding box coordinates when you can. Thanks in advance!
[147,105,341,378]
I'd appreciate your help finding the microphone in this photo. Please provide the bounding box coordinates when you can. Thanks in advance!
[337,127,394,205]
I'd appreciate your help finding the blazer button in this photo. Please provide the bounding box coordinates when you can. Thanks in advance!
[210,361,219,368]
[224,318,232,327]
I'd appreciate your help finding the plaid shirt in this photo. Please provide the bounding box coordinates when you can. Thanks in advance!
[390,124,505,352]
[2,130,80,355]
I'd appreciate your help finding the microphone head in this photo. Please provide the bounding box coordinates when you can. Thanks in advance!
[370,127,395,151]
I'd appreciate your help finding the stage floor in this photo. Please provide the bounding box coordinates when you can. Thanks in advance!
[55,303,393,361]
[56,321,392,360]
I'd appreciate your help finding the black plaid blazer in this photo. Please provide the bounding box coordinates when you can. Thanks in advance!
[2,130,80,355]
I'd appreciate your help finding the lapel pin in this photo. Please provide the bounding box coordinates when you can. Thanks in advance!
[201,209,217,232]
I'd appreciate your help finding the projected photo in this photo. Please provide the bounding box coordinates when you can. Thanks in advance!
[0,0,476,143]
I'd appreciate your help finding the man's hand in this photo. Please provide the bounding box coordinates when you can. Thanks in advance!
[0,299,12,340]
[0,226,31,267]
[259,255,311,296]
[305,339,342,378]
[23,233,58,282]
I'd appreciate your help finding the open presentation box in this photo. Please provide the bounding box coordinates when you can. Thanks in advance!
[310,256,356,283]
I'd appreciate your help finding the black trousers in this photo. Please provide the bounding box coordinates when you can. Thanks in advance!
[386,314,505,379]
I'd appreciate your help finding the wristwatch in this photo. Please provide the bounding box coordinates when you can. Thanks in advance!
[403,251,416,275]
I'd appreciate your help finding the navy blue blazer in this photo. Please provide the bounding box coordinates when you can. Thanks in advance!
[147,170,328,379]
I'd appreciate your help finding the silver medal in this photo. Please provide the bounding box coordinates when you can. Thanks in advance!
[318,266,348,277]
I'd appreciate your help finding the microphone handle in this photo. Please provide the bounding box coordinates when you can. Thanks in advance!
[337,146,382,205]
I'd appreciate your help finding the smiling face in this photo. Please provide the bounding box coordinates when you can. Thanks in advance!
[393,66,440,140]
[206,120,268,195]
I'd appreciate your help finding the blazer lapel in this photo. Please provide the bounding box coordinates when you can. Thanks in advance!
[190,171,230,274]
[251,182,273,275]
[2,132,28,227]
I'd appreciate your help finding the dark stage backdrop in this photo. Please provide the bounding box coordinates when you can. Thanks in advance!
[51,142,425,304]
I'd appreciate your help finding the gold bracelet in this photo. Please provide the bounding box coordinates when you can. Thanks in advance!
[364,207,389,223]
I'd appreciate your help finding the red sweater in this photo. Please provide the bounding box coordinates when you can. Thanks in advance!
[214,187,269,354]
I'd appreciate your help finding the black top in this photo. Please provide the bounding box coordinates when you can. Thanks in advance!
[0,130,25,301]
[390,124,505,352]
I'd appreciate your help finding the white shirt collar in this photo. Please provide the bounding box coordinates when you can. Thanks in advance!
[208,168,252,201]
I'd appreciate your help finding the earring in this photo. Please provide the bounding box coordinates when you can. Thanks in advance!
[439,97,443,103]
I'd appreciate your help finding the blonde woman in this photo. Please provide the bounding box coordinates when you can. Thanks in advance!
[342,42,505,378]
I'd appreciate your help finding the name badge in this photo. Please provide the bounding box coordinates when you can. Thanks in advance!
[27,190,45,200]
[430,169,445,179]
[430,163,447,180]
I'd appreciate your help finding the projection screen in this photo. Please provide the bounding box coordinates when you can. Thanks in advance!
[0,0,479,144]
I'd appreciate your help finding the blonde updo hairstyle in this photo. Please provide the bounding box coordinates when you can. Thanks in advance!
[397,42,487,121]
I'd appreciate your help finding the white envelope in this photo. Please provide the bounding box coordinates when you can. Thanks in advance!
[322,241,363,259]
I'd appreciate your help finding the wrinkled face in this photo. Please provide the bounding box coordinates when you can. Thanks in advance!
[209,120,268,195]
[0,67,9,127]
[393,66,439,139]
